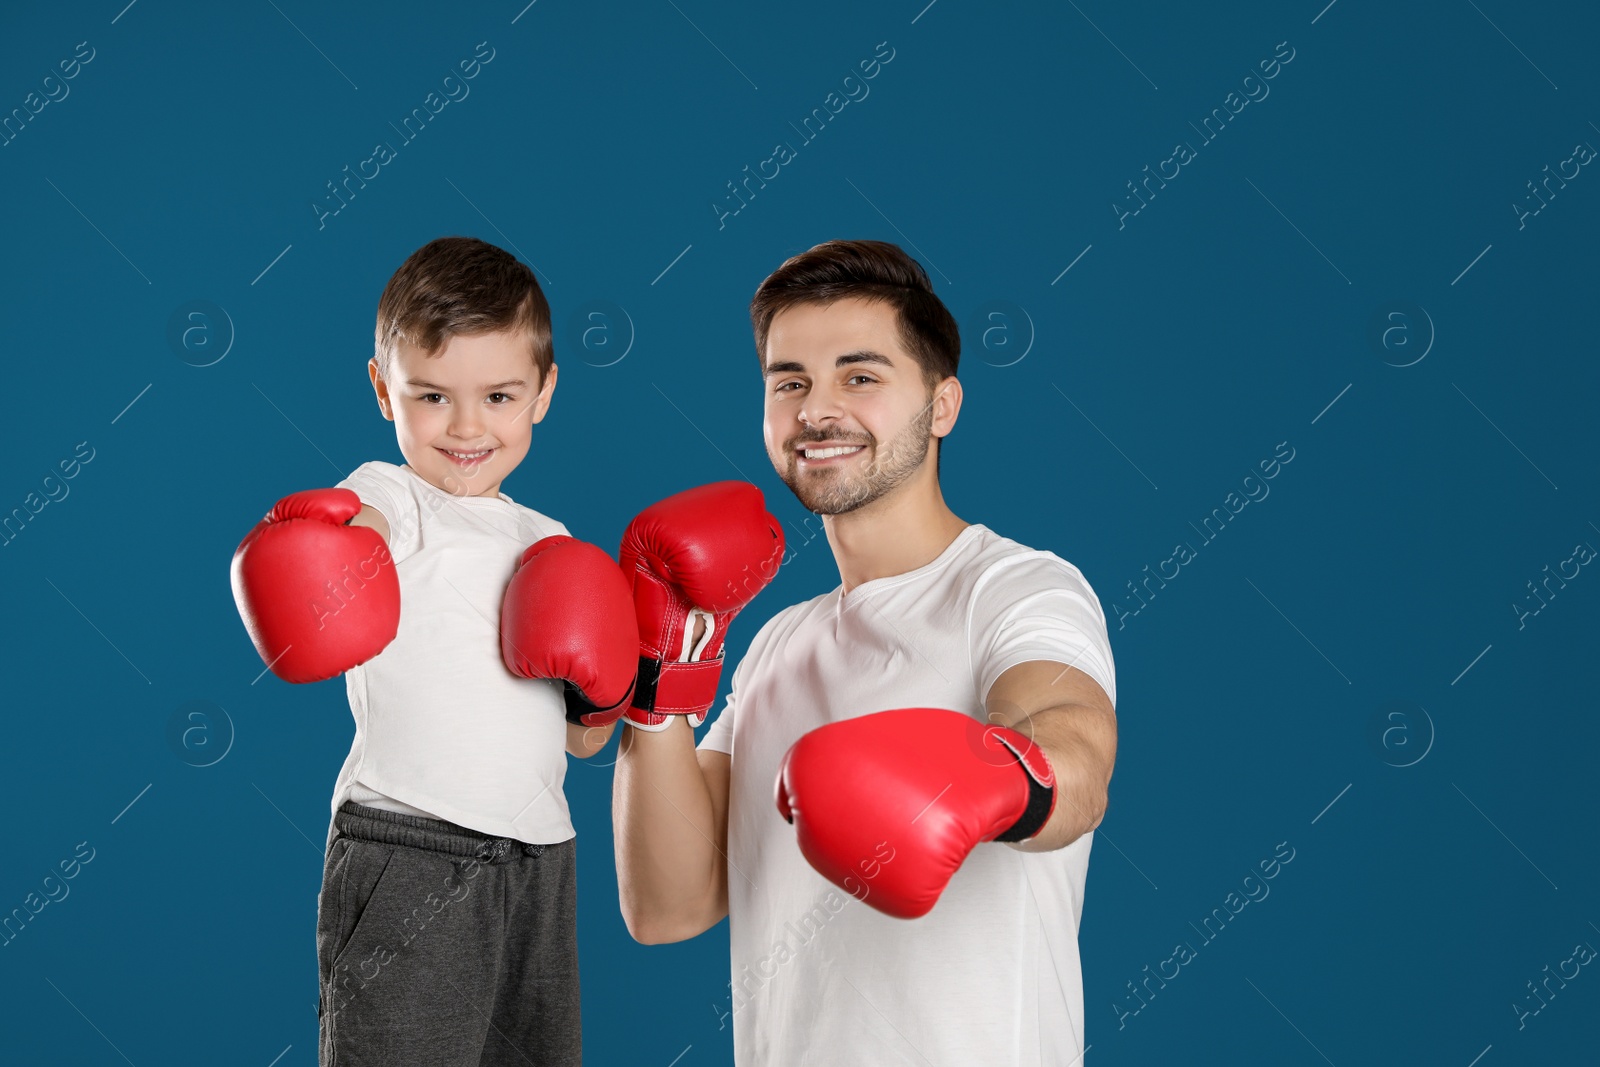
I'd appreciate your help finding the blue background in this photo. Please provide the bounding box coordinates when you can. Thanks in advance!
[2,1,1596,1064]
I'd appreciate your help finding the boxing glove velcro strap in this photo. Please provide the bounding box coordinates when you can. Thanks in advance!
[630,654,724,716]
[990,729,1058,843]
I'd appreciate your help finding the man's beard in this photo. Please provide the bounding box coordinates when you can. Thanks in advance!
[777,403,935,516]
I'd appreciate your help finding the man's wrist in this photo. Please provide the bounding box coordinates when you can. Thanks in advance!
[622,709,705,733]
[990,725,1058,843]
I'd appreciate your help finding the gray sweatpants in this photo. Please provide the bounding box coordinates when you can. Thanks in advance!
[316,800,581,1066]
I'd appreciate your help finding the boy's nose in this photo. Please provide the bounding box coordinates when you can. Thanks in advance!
[450,409,485,438]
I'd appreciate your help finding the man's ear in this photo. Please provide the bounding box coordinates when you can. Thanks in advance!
[529,362,559,425]
[368,358,395,421]
[931,376,962,440]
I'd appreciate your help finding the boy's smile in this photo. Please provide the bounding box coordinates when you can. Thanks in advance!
[368,328,557,499]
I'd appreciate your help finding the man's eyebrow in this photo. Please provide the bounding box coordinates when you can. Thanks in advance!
[404,378,528,390]
[762,350,896,377]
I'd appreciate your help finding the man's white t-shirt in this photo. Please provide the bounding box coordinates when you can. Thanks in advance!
[329,461,574,846]
[699,523,1117,1067]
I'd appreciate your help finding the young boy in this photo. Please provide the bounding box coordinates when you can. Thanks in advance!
[230,236,639,1066]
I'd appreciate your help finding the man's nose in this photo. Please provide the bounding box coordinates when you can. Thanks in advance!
[798,381,844,428]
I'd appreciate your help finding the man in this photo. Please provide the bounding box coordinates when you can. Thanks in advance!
[612,239,1118,1065]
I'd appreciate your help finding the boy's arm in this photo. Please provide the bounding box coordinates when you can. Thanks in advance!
[344,504,390,545]
[566,720,616,758]
[613,717,731,944]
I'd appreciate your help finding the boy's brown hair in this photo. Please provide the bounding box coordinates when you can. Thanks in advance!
[373,236,553,383]
[748,238,960,392]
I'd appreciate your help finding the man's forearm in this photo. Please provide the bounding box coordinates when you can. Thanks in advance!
[613,717,724,941]
[1005,703,1116,853]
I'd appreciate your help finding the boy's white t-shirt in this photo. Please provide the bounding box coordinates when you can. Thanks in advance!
[698,523,1117,1067]
[329,460,574,845]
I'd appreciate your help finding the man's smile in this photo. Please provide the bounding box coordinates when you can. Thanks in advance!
[794,441,868,466]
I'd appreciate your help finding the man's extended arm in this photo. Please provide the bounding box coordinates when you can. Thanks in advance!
[983,658,1118,853]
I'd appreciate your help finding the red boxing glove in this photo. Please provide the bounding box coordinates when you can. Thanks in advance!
[775,708,1057,919]
[619,482,784,730]
[230,488,400,684]
[500,536,640,727]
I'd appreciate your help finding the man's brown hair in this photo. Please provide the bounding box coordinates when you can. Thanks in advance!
[373,236,552,383]
[749,239,960,391]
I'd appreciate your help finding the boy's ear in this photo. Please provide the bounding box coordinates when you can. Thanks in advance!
[368,358,395,421]
[530,362,558,425]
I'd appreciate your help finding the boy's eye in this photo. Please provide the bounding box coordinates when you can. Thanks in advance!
[489,392,514,403]
[420,393,445,404]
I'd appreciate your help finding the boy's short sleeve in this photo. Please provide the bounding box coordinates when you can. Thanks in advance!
[967,554,1117,710]
[335,462,422,563]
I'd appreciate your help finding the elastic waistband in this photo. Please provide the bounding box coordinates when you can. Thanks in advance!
[334,801,549,863]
